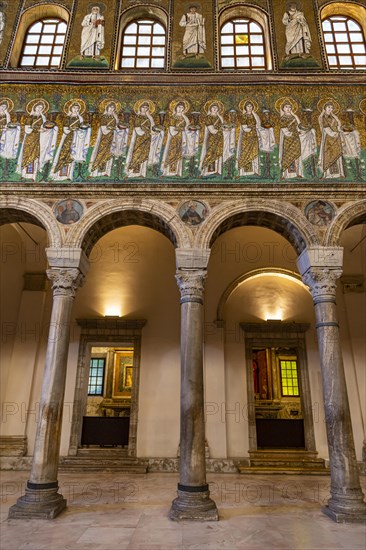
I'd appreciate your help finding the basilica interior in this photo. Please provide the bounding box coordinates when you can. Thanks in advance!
[0,0,365,547]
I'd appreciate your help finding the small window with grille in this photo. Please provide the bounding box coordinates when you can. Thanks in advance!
[88,358,106,396]
[279,357,300,397]
[120,19,166,69]
[322,15,366,69]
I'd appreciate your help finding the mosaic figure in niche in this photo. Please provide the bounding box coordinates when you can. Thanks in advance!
[89,100,129,178]
[125,100,164,178]
[161,100,199,177]
[318,99,360,179]
[179,5,206,57]
[0,98,20,177]
[282,2,311,59]
[16,99,58,181]
[236,100,262,176]
[277,97,316,179]
[81,5,105,58]
[199,100,235,177]
[50,99,91,181]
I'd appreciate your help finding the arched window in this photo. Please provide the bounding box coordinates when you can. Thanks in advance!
[120,19,166,69]
[19,17,67,68]
[220,18,267,69]
[322,15,366,69]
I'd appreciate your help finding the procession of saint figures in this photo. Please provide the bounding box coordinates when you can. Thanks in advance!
[0,96,363,182]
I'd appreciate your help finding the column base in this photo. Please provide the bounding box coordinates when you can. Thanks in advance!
[8,481,66,520]
[169,485,219,521]
[322,505,366,524]
[322,490,366,524]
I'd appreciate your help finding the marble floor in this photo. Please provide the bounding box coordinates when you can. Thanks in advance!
[0,471,365,549]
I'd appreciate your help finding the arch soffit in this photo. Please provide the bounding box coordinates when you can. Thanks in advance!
[216,267,307,322]
[0,197,62,247]
[195,201,319,254]
[325,200,366,246]
[320,2,366,32]
[65,199,191,254]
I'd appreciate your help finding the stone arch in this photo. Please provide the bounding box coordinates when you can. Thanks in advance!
[325,200,366,246]
[65,199,191,256]
[0,197,62,247]
[195,200,319,254]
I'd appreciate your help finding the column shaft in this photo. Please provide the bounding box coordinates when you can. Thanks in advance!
[170,269,218,521]
[303,266,366,523]
[8,267,84,519]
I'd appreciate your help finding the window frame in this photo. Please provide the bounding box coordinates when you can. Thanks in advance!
[220,17,267,70]
[87,357,106,396]
[322,14,366,70]
[279,355,300,398]
[119,17,167,70]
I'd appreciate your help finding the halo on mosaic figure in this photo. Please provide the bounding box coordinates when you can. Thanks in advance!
[98,99,122,114]
[26,98,49,115]
[204,99,225,115]
[133,99,156,115]
[87,2,106,14]
[63,98,87,115]
[0,98,14,112]
[239,98,259,113]
[169,99,190,114]
[317,97,340,114]
[275,96,298,114]
[359,98,366,116]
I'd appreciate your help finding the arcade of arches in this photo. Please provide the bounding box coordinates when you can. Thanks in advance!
[1,0,366,529]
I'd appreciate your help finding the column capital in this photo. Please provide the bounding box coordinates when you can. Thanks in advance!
[46,268,85,298]
[302,267,343,302]
[176,269,206,304]
[297,246,343,276]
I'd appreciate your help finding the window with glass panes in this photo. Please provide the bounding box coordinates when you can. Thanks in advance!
[19,18,67,68]
[322,15,366,69]
[220,18,266,69]
[120,19,166,69]
[88,358,106,396]
[279,359,299,397]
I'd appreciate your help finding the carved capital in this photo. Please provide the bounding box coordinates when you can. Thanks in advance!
[47,268,85,298]
[302,268,343,302]
[176,269,206,304]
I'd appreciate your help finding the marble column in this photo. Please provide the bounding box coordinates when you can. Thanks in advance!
[9,250,88,519]
[298,247,366,524]
[170,249,218,521]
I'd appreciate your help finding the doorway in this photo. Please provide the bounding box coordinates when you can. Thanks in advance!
[68,318,146,457]
[241,322,317,454]
[81,346,134,448]
[252,347,305,448]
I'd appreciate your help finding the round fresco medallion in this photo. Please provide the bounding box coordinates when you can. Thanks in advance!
[54,199,83,225]
[178,200,208,226]
[305,200,335,227]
